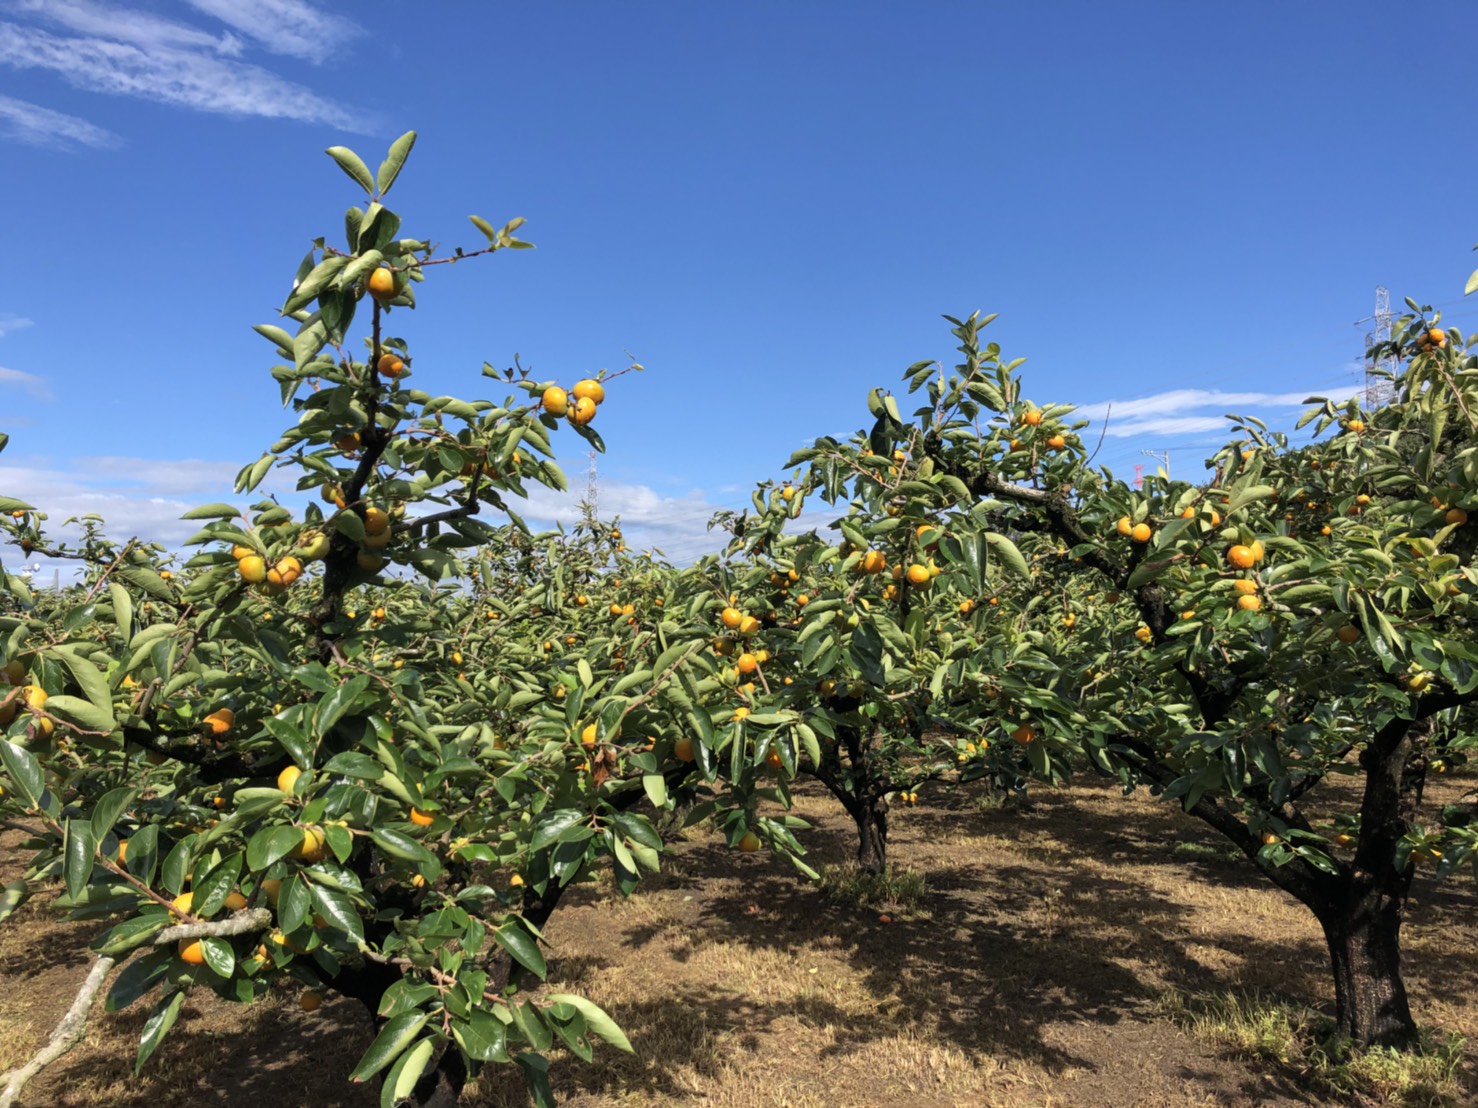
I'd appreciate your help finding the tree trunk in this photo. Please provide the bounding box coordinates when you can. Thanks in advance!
[852,795,888,875]
[1317,889,1418,1049]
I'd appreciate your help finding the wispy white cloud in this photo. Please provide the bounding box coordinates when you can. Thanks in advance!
[0,92,119,149]
[0,312,35,338]
[73,457,246,497]
[0,453,736,569]
[0,366,54,402]
[14,0,242,55]
[1077,386,1360,439]
[0,467,221,557]
[0,6,364,131]
[0,455,288,566]
[514,481,729,563]
[184,0,362,61]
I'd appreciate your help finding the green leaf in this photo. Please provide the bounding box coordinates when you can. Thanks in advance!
[252,323,295,352]
[309,883,364,943]
[46,694,115,734]
[848,623,886,687]
[285,255,350,313]
[321,752,384,779]
[641,773,667,808]
[1126,558,1174,590]
[92,915,166,957]
[315,675,370,739]
[512,1000,553,1050]
[983,532,1030,580]
[376,131,416,195]
[516,1053,555,1108]
[64,818,97,900]
[180,503,241,520]
[0,878,28,923]
[264,716,311,766]
[278,873,311,934]
[382,1037,435,1108]
[348,1010,430,1082]
[531,808,587,852]
[108,582,133,638]
[1225,484,1277,516]
[370,827,440,870]
[201,937,235,977]
[1,739,45,806]
[235,454,275,495]
[326,145,376,194]
[190,854,240,917]
[49,646,114,718]
[106,948,172,1012]
[160,837,193,897]
[123,824,160,888]
[469,214,498,244]
[493,919,547,980]
[339,248,385,292]
[453,1009,509,1063]
[543,993,633,1052]
[91,787,135,844]
[548,1002,593,1061]
[247,825,306,872]
[408,549,459,581]
[134,990,184,1074]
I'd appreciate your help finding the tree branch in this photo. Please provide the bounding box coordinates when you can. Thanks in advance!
[1112,733,1333,906]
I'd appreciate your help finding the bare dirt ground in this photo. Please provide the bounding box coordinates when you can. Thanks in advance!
[2,772,1475,1108]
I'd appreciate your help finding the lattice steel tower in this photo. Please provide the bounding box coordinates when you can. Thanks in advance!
[1359,286,1398,408]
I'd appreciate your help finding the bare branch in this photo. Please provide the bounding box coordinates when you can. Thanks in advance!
[155,908,273,945]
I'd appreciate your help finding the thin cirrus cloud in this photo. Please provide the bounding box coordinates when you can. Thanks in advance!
[0,1,368,144]
[13,0,244,54]
[0,366,55,403]
[0,313,36,338]
[182,0,363,61]
[0,92,120,149]
[1074,387,1356,439]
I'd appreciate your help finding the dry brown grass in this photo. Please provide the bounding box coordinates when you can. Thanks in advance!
[2,771,1475,1107]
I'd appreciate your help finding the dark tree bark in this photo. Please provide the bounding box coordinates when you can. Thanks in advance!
[1316,889,1417,1049]
[851,793,889,874]
[810,720,892,875]
[1119,712,1427,1050]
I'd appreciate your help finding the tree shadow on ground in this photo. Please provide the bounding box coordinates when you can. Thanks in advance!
[530,779,1412,1106]
[23,988,376,1108]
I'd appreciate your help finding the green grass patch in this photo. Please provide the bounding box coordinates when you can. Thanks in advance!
[1157,988,1468,1106]
[819,864,928,913]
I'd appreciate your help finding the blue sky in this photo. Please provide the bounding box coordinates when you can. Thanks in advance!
[2,1,1476,567]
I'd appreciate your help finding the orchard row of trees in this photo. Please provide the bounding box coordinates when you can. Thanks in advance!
[0,133,1475,1107]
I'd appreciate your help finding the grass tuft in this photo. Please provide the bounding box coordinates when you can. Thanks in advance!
[1159,987,1469,1106]
[819,863,928,912]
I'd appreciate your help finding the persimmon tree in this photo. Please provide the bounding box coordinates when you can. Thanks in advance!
[690,447,1090,875]
[0,133,777,1108]
[787,299,1478,1051]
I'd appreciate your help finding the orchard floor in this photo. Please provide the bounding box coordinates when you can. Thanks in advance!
[2,773,1476,1108]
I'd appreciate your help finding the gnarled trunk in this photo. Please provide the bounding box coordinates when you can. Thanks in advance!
[1316,887,1417,1049]
[850,794,888,875]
